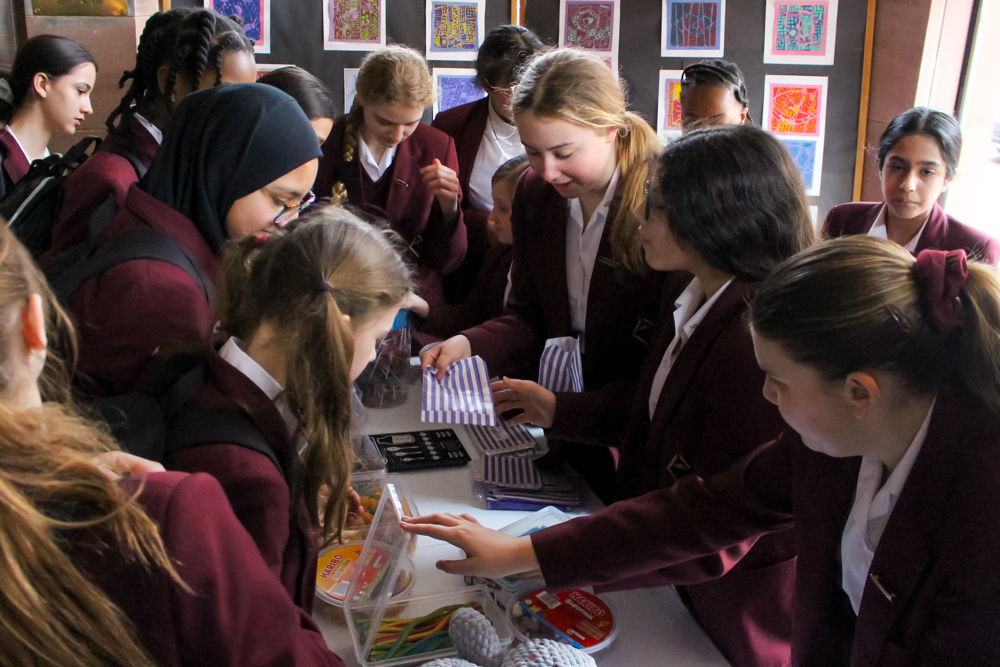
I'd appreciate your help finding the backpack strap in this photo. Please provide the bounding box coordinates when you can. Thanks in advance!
[50,227,215,306]
[165,408,285,476]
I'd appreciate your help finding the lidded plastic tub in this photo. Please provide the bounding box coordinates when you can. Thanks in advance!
[509,587,618,654]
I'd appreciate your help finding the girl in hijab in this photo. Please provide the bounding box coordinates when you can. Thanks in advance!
[69,83,321,396]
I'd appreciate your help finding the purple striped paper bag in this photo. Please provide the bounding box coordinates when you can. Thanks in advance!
[421,356,497,426]
[466,420,538,456]
[537,336,584,393]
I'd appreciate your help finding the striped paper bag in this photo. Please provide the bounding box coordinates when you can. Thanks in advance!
[421,356,497,426]
[537,336,584,393]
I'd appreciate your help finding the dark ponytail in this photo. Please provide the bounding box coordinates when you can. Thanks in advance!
[258,66,336,121]
[1,35,96,124]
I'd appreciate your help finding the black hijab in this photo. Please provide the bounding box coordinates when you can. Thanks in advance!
[142,83,321,253]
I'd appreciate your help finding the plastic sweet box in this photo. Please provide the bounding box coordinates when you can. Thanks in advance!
[509,587,618,654]
[344,482,512,666]
[463,506,573,611]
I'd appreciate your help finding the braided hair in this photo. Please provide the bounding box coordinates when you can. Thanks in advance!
[106,8,192,130]
[160,9,253,114]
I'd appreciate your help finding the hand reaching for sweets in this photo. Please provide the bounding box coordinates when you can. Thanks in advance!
[400,512,543,580]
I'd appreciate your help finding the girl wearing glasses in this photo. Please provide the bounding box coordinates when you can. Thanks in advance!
[314,45,465,316]
[68,83,321,396]
[161,210,412,611]
[431,25,542,300]
[422,49,665,503]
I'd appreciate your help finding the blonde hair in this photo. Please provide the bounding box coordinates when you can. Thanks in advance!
[217,206,413,547]
[751,236,1000,415]
[0,225,183,666]
[332,45,434,203]
[512,48,659,272]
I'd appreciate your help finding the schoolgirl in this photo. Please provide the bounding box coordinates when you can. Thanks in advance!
[431,24,542,295]
[160,210,412,611]
[69,83,321,395]
[678,59,750,132]
[258,66,337,144]
[0,35,96,198]
[0,224,344,666]
[417,155,528,340]
[423,49,665,502]
[486,125,812,667]
[406,235,1000,665]
[313,45,465,313]
[47,9,256,260]
[823,107,999,263]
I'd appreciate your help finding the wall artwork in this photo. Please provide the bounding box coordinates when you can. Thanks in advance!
[763,0,838,65]
[255,63,293,79]
[432,68,487,117]
[763,75,828,195]
[344,67,360,114]
[656,70,684,145]
[324,0,385,51]
[204,0,270,54]
[661,0,725,58]
[559,0,620,73]
[426,0,485,62]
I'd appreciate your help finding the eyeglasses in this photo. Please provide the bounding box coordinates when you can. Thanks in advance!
[273,190,316,227]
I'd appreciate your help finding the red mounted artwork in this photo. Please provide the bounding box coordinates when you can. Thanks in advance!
[767,83,822,135]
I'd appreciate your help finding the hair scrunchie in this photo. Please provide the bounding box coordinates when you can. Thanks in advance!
[0,78,13,105]
[912,248,969,333]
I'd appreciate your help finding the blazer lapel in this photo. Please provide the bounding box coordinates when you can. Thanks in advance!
[850,400,959,666]
[913,203,948,254]
[541,186,572,335]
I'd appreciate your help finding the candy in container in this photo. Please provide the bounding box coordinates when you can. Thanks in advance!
[509,588,618,654]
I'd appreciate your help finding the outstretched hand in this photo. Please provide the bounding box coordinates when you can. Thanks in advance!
[491,377,556,428]
[401,513,542,580]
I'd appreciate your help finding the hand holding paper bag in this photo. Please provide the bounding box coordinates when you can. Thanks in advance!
[421,334,472,380]
[491,378,556,428]
[422,355,497,426]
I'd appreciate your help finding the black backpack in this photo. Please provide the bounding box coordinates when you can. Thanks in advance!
[94,354,284,476]
[1,136,150,258]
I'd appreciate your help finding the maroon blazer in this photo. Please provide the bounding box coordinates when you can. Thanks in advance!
[431,97,491,255]
[612,280,794,667]
[46,114,160,260]
[822,201,1000,264]
[164,347,319,612]
[462,168,663,386]
[70,184,219,395]
[314,116,467,309]
[417,241,512,340]
[0,125,31,197]
[531,388,1000,666]
[76,472,343,666]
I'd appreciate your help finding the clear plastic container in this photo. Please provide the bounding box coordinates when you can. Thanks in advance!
[509,588,618,654]
[355,311,411,409]
[344,481,510,666]
[315,543,415,624]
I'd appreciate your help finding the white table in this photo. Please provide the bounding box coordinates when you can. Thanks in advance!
[313,374,730,667]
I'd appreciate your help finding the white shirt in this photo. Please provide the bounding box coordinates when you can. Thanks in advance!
[468,101,523,211]
[566,165,620,346]
[867,204,927,253]
[133,112,163,145]
[219,337,302,451]
[358,132,397,182]
[841,396,936,614]
[5,125,49,161]
[648,278,733,419]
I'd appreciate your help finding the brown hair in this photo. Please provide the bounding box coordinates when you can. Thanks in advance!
[0,221,75,405]
[0,225,182,666]
[217,206,413,546]
[332,45,433,204]
[512,48,659,273]
[751,236,1000,414]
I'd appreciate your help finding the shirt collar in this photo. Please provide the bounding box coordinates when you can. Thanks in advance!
[867,204,928,253]
[5,125,49,161]
[132,112,163,145]
[674,277,734,337]
[358,131,396,180]
[865,394,936,518]
[218,336,283,401]
[568,164,621,230]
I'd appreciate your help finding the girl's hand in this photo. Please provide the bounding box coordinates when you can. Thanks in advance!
[420,335,472,380]
[420,159,461,216]
[93,452,165,480]
[401,513,542,579]
[491,378,556,428]
[401,291,430,319]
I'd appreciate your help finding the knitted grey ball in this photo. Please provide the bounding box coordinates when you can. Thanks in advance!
[500,639,597,667]
[419,660,480,667]
[448,607,506,667]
